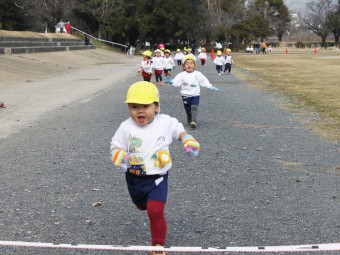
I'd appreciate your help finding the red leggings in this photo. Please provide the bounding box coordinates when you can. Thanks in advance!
[137,200,166,246]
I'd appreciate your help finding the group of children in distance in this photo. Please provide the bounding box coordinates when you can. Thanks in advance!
[110,45,223,255]
[138,46,218,130]
[138,47,200,86]
[213,48,234,75]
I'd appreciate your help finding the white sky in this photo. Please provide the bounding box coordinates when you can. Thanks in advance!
[284,0,337,10]
[284,0,309,10]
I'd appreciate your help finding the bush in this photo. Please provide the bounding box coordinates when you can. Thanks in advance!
[295,41,306,48]
[267,42,280,47]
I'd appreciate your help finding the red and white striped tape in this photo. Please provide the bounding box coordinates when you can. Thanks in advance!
[0,241,340,253]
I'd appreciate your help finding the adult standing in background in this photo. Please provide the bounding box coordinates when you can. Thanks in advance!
[215,41,222,50]
[65,22,71,34]
[56,20,65,33]
[254,41,260,54]
[190,40,196,55]
[261,41,267,54]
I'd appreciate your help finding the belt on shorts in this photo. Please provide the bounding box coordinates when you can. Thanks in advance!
[127,164,146,176]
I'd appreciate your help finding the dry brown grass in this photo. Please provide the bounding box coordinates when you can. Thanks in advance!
[233,52,340,142]
[0,29,79,39]
[0,29,116,52]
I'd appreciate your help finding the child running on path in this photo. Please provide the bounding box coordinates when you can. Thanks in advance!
[110,81,200,255]
[223,49,234,75]
[163,49,175,84]
[197,47,207,66]
[152,49,165,86]
[171,55,219,129]
[213,50,226,75]
[137,50,153,82]
[174,49,184,66]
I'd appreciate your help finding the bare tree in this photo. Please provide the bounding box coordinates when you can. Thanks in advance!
[327,0,340,47]
[301,0,336,48]
[204,0,246,46]
[15,0,76,32]
[75,0,123,39]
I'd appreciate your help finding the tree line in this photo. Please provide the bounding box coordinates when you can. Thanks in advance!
[0,0,339,50]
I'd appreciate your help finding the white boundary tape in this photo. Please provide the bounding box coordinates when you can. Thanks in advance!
[0,241,340,253]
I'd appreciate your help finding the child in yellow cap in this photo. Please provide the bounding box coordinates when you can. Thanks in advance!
[213,50,226,75]
[171,56,219,129]
[163,49,175,84]
[152,49,165,86]
[137,50,153,81]
[223,49,234,75]
[174,48,184,66]
[197,47,207,66]
[110,81,200,255]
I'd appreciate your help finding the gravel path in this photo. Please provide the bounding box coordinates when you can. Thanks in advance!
[0,54,339,255]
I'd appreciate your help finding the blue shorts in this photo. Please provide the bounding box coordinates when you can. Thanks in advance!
[125,172,168,208]
[182,95,200,110]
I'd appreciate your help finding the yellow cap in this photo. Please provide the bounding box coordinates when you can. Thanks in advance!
[217,50,222,55]
[183,55,196,64]
[142,50,152,57]
[164,49,171,54]
[227,48,231,53]
[177,48,181,52]
[125,81,159,104]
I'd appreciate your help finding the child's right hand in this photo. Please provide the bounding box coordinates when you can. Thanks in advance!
[110,149,129,171]
[137,68,141,74]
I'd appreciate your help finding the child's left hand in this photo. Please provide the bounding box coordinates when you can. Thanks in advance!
[182,134,200,156]
[209,85,219,91]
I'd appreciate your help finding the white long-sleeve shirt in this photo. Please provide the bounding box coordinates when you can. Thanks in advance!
[224,55,233,64]
[110,114,185,175]
[152,56,164,70]
[139,59,152,73]
[171,70,212,97]
[213,56,226,65]
[163,56,175,69]
[197,52,207,60]
[174,52,184,61]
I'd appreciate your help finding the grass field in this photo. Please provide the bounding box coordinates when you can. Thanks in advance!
[232,51,340,142]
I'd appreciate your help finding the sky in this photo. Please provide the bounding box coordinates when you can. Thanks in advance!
[284,0,337,10]
[284,0,309,10]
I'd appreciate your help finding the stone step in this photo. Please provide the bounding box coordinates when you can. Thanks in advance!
[0,37,83,42]
[0,36,92,54]
[1,45,92,54]
[0,41,84,47]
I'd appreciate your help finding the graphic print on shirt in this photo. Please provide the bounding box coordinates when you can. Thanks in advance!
[187,75,199,87]
[151,136,171,169]
[152,150,171,168]
[182,76,199,88]
[127,135,146,176]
